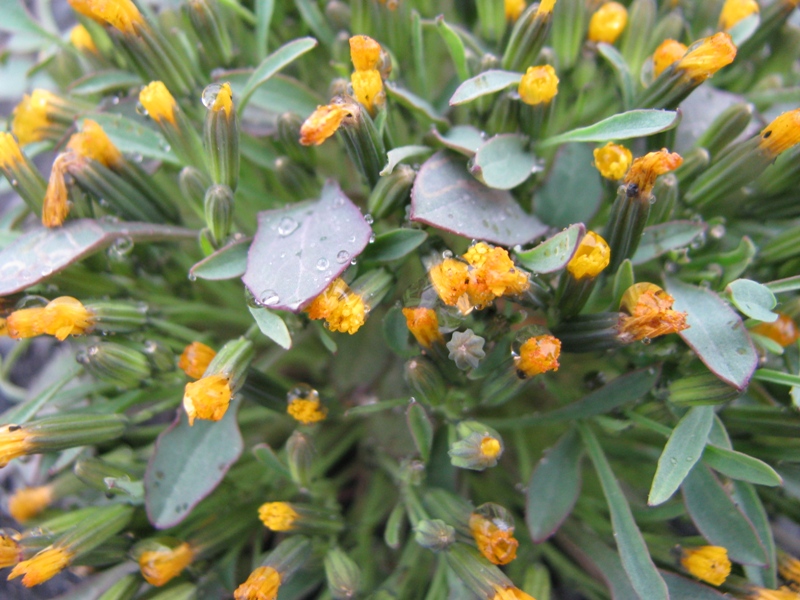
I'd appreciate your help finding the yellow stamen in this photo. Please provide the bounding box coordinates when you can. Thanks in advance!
[8,485,54,523]
[515,335,561,378]
[0,133,26,170]
[676,33,737,82]
[349,35,382,71]
[351,70,385,115]
[178,341,217,379]
[618,283,689,343]
[287,397,328,425]
[593,142,633,180]
[653,39,688,78]
[299,103,351,146]
[402,307,444,348]
[567,231,611,280]
[69,24,98,53]
[491,584,536,600]
[588,2,628,44]
[680,545,731,586]
[67,0,145,36]
[234,565,282,600]
[67,119,123,167]
[480,436,503,460]
[0,535,22,569]
[138,542,194,587]
[40,297,95,340]
[623,149,683,199]
[8,546,74,587]
[750,314,800,348]
[537,0,557,15]
[470,512,518,565]
[306,278,367,334]
[464,243,530,306]
[720,0,760,30]
[210,82,234,118]
[12,90,59,145]
[518,65,559,106]
[505,0,526,21]
[139,81,177,126]
[183,373,232,426]
[758,109,800,159]
[258,502,299,531]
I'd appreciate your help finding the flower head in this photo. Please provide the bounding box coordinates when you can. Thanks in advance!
[778,552,800,588]
[42,155,71,228]
[351,69,385,114]
[305,278,366,334]
[234,565,282,600]
[518,65,559,106]
[593,142,632,180]
[178,341,217,379]
[758,109,800,159]
[299,103,351,146]
[618,283,688,343]
[676,33,737,82]
[286,388,327,424]
[447,329,486,370]
[588,2,628,44]
[0,535,22,569]
[41,297,95,340]
[349,35,382,71]
[209,82,234,117]
[429,258,470,308]
[449,426,504,471]
[537,0,557,15]
[623,149,683,199]
[653,39,688,77]
[464,242,530,308]
[751,313,800,347]
[505,0,526,21]
[8,545,74,587]
[568,232,610,280]
[69,24,97,53]
[8,485,54,523]
[748,587,800,600]
[258,502,299,531]
[67,119,123,168]
[720,0,760,30]
[491,584,536,600]
[469,506,518,565]
[0,133,26,172]
[12,90,59,145]
[67,0,145,36]
[139,81,177,125]
[138,542,194,587]
[515,335,561,378]
[0,424,33,467]
[402,307,444,348]
[183,374,232,425]
[680,545,731,586]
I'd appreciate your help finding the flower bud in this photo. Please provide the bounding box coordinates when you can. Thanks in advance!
[558,230,610,316]
[325,547,361,600]
[135,539,194,586]
[0,534,22,569]
[286,385,327,425]
[178,341,217,379]
[446,542,532,600]
[73,456,138,496]
[258,502,344,535]
[12,90,84,146]
[502,1,557,71]
[306,278,367,334]
[235,536,311,600]
[680,545,731,586]
[696,102,754,159]
[719,0,759,30]
[593,142,632,180]
[405,357,447,407]
[186,0,233,67]
[652,39,688,78]
[78,342,152,387]
[669,372,740,407]
[69,24,98,55]
[0,133,47,213]
[368,164,415,219]
[588,2,628,44]
[275,157,320,199]
[8,486,54,523]
[203,83,240,191]
[449,422,504,471]
[517,65,559,106]
[179,166,212,209]
[415,519,456,551]
[204,184,234,246]
[286,430,315,487]
[88,300,148,333]
[7,296,95,341]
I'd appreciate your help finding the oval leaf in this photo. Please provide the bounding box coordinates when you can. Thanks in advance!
[69,70,143,96]
[242,181,373,312]
[248,306,292,349]
[190,237,251,280]
[449,70,522,106]
[597,43,634,110]
[0,220,195,296]
[515,224,584,273]
[632,221,708,265]
[385,82,448,126]
[361,229,428,263]
[534,143,603,228]
[145,397,244,529]
[731,480,778,589]
[430,125,485,157]
[540,109,679,147]
[665,277,758,390]
[411,151,547,245]
[526,429,583,542]
[681,464,767,565]
[648,405,714,506]
[703,445,782,486]
[661,571,729,600]
[381,145,432,176]
[726,279,778,322]
[470,134,541,190]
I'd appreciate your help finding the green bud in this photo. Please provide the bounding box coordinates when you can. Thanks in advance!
[73,456,138,496]
[203,82,240,191]
[694,102,754,158]
[553,312,623,352]
[88,300,148,333]
[186,0,233,68]
[286,431,315,488]
[204,184,234,246]
[449,422,504,471]
[446,542,512,598]
[325,547,361,600]
[604,183,653,273]
[205,336,254,393]
[179,166,211,209]
[78,342,151,387]
[619,0,655,80]
[337,97,386,188]
[502,2,556,72]
[550,0,586,69]
[367,164,415,219]
[143,339,176,373]
[60,504,134,556]
[646,173,678,225]
[277,112,311,165]
[414,519,455,551]
[423,488,472,535]
[97,573,141,600]
[404,357,446,407]
[21,413,127,455]
[669,372,742,406]
[263,536,312,580]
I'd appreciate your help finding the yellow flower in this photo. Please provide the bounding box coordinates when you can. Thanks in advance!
[67,0,145,36]
[402,307,444,348]
[505,0,526,21]
[469,512,518,565]
[42,155,71,228]
[675,33,737,82]
[0,535,22,569]
[653,39,688,77]
[750,313,800,347]
[299,103,351,146]
[515,335,561,378]
[305,278,367,334]
[618,283,689,343]
[69,24,98,53]
[491,584,537,600]
[481,436,503,460]
[464,243,530,306]
[234,565,282,600]
[40,297,95,341]
[0,318,7,337]
[778,552,800,587]
[258,502,299,531]
[8,485,54,523]
[518,65,559,106]
[138,542,194,587]
[537,0,557,15]
[139,81,177,125]
[12,90,59,145]
[8,546,74,587]
[567,231,611,280]
[67,119,123,168]
[287,388,327,425]
[680,546,731,586]
[593,142,633,180]
[720,0,760,30]
[749,588,800,600]
[0,133,26,170]
[183,373,233,426]
[6,307,45,339]
[429,258,470,307]
[178,341,217,379]
[588,2,628,44]
[758,109,800,159]
[349,35,382,71]
[623,149,683,199]
[209,82,234,117]
[351,70,385,115]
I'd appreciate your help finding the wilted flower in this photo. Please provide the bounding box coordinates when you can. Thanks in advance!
[618,283,688,343]
[8,485,54,523]
[624,149,683,200]
[403,307,444,348]
[183,373,232,425]
[719,0,760,30]
[138,542,194,586]
[234,565,282,600]
[515,335,561,378]
[675,33,737,83]
[178,341,217,379]
[653,39,688,77]
[470,504,518,565]
[8,546,74,587]
[0,535,22,569]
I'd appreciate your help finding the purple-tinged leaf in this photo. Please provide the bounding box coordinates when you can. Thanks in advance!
[515,223,584,273]
[469,134,542,190]
[190,237,251,281]
[242,181,372,312]
[410,151,547,245]
[0,220,195,296]
[632,221,707,265]
[449,70,523,106]
[665,277,758,390]
[661,571,729,600]
[430,125,485,157]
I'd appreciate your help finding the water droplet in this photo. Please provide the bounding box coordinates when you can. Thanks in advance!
[365,214,374,224]
[641,337,651,345]
[368,234,376,244]
[10,179,17,187]
[669,457,678,465]
[277,216,299,236]
[333,196,345,207]
[135,101,148,117]
[348,235,356,243]
[442,250,453,259]
[350,258,358,266]
[188,273,197,282]
[336,250,350,264]
[260,290,280,306]
[108,236,134,260]
[111,96,120,105]
[316,258,329,270]
[201,83,225,109]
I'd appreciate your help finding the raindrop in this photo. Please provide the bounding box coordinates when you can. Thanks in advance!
[442,250,453,259]
[365,214,374,224]
[10,179,17,187]
[348,235,356,243]
[669,457,678,465]
[710,224,726,239]
[188,273,197,282]
[277,216,299,236]
[260,290,280,306]
[111,96,120,105]
[316,258,330,270]
[350,258,358,266]
[336,250,351,264]
[641,337,652,345]
[201,83,226,109]
[333,196,345,207]
[368,234,376,244]
[135,102,148,117]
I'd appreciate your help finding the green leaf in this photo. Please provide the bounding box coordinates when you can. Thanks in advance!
[407,401,434,462]
[597,43,634,110]
[612,258,635,307]
[383,306,414,359]
[293,0,334,47]
[0,364,83,424]
[470,134,541,190]
[253,442,290,478]
[381,145,432,176]
[665,277,758,391]
[85,114,179,165]
[534,143,603,228]
[729,13,760,46]
[411,151,547,246]
[242,181,373,312]
[145,397,244,528]
[562,525,639,600]
[345,398,408,418]
[69,70,143,96]
[436,16,470,82]
[540,109,679,147]
[255,0,275,59]
[526,429,583,542]
[190,238,250,280]
[731,481,778,589]
[753,368,800,387]
[580,423,669,600]
[703,445,782,486]
[384,502,406,549]
[449,70,522,106]
[661,571,730,600]
[515,224,584,273]
[681,465,767,565]
[648,406,714,506]
[239,37,318,112]
[726,279,779,322]
[248,306,292,349]
[0,220,195,296]
[362,229,428,263]
[385,82,449,126]
[766,274,800,294]
[430,125,485,157]
[632,221,707,265]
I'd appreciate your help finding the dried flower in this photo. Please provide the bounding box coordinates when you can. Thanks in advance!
[306,278,367,334]
[183,373,233,425]
[675,33,737,83]
[234,565,282,600]
[588,2,628,44]
[403,307,444,348]
[349,35,382,71]
[178,341,217,379]
[138,542,194,586]
[139,81,177,125]
[567,232,611,280]
[470,505,518,565]
[720,0,760,30]
[287,388,327,424]
[618,283,688,343]
[0,425,33,468]
[12,90,59,145]
[758,109,800,159]
[6,297,95,340]
[518,65,559,105]
[623,149,683,200]
[299,103,351,146]
[447,330,486,370]
[593,142,632,180]
[653,39,688,77]
[505,0,526,21]
[0,133,25,170]
[8,485,54,523]
[258,502,300,531]
[515,335,561,378]
[464,242,531,308]
[680,545,731,586]
[68,0,145,36]
[8,546,74,587]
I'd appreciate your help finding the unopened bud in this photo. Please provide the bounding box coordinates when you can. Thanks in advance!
[78,342,151,387]
[669,372,741,406]
[286,431,315,488]
[203,82,240,191]
[88,300,148,333]
[405,357,446,407]
[368,164,415,219]
[179,166,211,209]
[415,519,456,551]
[186,0,233,67]
[325,547,361,599]
[204,184,234,246]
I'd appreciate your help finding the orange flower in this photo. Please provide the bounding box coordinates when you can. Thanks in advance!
[349,35,382,71]
[183,373,232,425]
[0,534,22,569]
[588,2,628,44]
[618,283,688,343]
[299,103,351,146]
[258,502,299,531]
[653,39,688,77]
[68,0,145,36]
[139,81,178,125]
[593,142,632,180]
[623,149,683,199]
[515,335,561,378]
[234,565,282,600]
[676,33,737,82]
[286,388,327,424]
[306,278,366,334]
[139,542,194,586]
[505,0,526,20]
[41,297,95,340]
[0,424,33,467]
[8,546,74,587]
[429,258,470,308]
[680,546,731,586]
[402,307,444,348]
[518,65,559,106]
[178,341,217,379]
[491,584,536,600]
[8,485,54,523]
[469,512,518,565]
[567,232,611,280]
[12,90,59,145]
[750,314,800,347]
[719,0,760,30]
[758,109,800,159]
